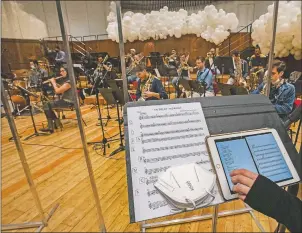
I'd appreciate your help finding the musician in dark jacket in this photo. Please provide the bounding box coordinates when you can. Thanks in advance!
[136,67,168,101]
[252,60,295,117]
[231,169,301,233]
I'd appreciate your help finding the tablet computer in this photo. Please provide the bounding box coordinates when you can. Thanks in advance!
[206,128,300,200]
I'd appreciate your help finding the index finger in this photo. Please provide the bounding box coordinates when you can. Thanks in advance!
[230,169,258,180]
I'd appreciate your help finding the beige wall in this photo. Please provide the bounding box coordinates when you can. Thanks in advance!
[1,1,110,40]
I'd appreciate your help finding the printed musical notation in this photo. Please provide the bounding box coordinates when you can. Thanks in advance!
[142,142,204,153]
[127,102,224,222]
[139,151,205,164]
[147,189,159,197]
[142,133,205,144]
[140,119,201,129]
[148,200,168,210]
[141,127,203,137]
[145,166,170,175]
[139,111,199,120]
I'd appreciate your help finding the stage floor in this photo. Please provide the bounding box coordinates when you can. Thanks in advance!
[1,103,301,232]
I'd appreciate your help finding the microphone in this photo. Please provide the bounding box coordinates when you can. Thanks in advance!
[283,105,302,128]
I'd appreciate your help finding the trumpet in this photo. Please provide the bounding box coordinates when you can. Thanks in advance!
[42,76,64,84]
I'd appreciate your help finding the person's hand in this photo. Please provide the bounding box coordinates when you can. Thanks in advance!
[143,91,158,99]
[230,169,258,201]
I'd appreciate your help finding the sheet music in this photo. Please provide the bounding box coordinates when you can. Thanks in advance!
[127,102,224,222]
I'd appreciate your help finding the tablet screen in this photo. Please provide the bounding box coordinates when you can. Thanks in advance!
[215,133,293,193]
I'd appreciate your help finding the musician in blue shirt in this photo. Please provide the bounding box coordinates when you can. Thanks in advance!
[196,56,214,97]
[55,46,66,64]
[135,67,168,101]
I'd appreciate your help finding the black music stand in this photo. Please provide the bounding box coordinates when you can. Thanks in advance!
[16,86,49,140]
[214,56,233,83]
[99,88,125,157]
[179,79,205,97]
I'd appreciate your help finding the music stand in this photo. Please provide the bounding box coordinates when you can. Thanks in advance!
[179,79,205,97]
[99,88,125,157]
[214,56,233,83]
[16,85,49,140]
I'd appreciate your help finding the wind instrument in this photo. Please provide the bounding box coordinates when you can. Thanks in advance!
[42,76,64,84]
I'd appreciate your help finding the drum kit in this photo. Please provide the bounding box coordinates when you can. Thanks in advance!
[2,71,44,116]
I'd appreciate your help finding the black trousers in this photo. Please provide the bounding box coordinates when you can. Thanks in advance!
[43,99,73,119]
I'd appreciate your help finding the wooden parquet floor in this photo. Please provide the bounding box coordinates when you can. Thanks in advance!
[1,103,301,232]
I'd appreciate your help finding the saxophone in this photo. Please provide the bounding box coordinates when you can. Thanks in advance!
[138,74,154,101]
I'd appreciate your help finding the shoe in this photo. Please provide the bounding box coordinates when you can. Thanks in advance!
[39,119,54,133]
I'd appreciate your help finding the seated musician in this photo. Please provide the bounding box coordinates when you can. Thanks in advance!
[136,67,168,101]
[252,60,295,117]
[250,46,266,84]
[127,54,145,83]
[29,60,48,87]
[227,51,248,86]
[196,56,214,97]
[172,53,192,98]
[55,46,66,66]
[40,67,73,133]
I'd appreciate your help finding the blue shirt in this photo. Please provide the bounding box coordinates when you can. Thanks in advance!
[252,81,295,115]
[55,50,66,63]
[197,67,213,92]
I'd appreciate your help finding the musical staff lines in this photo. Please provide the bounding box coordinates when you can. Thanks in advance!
[139,151,205,164]
[139,111,199,120]
[147,189,159,197]
[148,200,168,210]
[142,133,205,144]
[141,127,203,137]
[145,166,170,175]
[140,119,201,129]
[142,142,204,154]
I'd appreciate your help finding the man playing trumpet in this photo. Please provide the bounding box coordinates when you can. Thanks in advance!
[136,67,168,101]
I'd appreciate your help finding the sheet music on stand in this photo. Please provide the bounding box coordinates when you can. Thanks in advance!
[126,102,223,222]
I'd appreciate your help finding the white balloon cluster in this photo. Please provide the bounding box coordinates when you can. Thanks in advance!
[106,2,239,45]
[252,1,302,60]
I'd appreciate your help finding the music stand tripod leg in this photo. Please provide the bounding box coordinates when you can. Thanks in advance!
[24,102,49,141]
[109,101,125,157]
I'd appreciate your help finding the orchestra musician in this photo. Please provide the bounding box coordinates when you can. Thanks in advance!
[125,48,136,67]
[227,51,249,86]
[40,67,73,133]
[252,60,295,118]
[172,53,192,98]
[196,56,214,97]
[127,53,145,83]
[28,60,48,87]
[249,46,266,84]
[135,66,168,101]
[55,46,67,66]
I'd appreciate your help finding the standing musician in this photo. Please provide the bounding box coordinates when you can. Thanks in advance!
[249,46,266,84]
[135,67,168,101]
[28,60,48,88]
[196,56,214,97]
[55,46,67,67]
[227,51,249,86]
[40,67,73,133]
[252,60,295,118]
[172,53,193,98]
[125,48,136,67]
